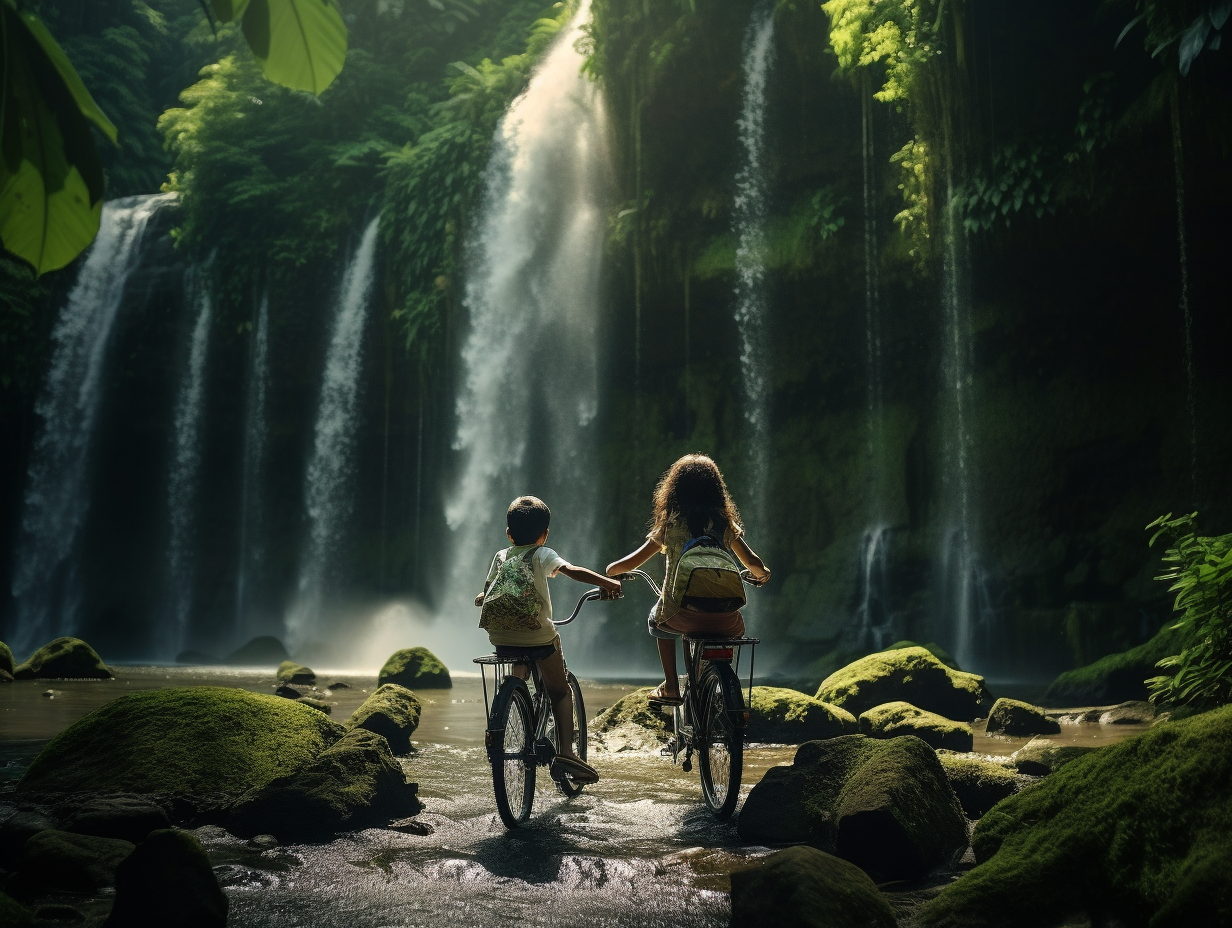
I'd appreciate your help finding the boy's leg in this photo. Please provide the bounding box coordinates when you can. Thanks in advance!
[536,648,579,761]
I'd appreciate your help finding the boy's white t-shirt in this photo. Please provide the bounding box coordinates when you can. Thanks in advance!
[483,545,567,647]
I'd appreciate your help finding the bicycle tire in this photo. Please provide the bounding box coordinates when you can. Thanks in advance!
[489,676,536,827]
[547,670,588,798]
[696,662,745,820]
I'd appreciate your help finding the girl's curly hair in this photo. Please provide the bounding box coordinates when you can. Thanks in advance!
[651,453,742,539]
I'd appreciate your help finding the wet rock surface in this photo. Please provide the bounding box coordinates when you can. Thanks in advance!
[591,687,673,751]
[746,687,857,743]
[0,811,57,868]
[275,662,315,686]
[1009,738,1098,776]
[13,639,111,681]
[937,754,1024,819]
[816,647,986,721]
[346,684,422,754]
[63,797,171,844]
[730,846,898,928]
[378,648,451,690]
[859,701,974,752]
[103,829,227,928]
[985,698,1060,736]
[12,831,135,896]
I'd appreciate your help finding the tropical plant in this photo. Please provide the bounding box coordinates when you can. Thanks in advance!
[1118,0,1230,76]
[1146,512,1232,710]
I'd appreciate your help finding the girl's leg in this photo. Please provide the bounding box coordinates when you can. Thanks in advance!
[657,638,680,698]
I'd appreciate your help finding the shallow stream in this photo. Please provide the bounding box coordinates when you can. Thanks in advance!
[0,668,1151,927]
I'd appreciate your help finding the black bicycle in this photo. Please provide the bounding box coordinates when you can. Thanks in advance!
[473,588,606,828]
[619,568,760,820]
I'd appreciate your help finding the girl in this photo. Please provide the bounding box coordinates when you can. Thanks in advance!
[606,454,770,704]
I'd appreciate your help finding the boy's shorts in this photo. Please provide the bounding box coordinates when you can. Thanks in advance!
[647,605,744,640]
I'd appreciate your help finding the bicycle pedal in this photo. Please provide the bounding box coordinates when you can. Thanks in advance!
[659,741,677,757]
[681,758,692,773]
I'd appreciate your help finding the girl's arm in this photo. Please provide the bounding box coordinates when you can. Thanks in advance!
[558,563,622,596]
[732,536,770,582]
[605,539,659,577]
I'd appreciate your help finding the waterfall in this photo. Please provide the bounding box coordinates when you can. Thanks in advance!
[862,73,885,509]
[10,194,174,655]
[856,526,894,650]
[166,272,214,657]
[732,5,776,535]
[443,0,610,669]
[234,291,270,638]
[287,217,381,647]
[1170,86,1198,502]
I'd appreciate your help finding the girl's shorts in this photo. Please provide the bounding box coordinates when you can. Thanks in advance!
[647,605,745,640]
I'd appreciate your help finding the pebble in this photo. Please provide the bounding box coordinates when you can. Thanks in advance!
[248,834,279,850]
[42,690,55,699]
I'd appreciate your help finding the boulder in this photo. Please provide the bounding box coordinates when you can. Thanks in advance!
[1008,738,1097,776]
[276,661,315,685]
[227,729,420,842]
[0,640,13,675]
[729,846,898,928]
[1043,622,1185,706]
[378,647,451,689]
[738,735,968,880]
[175,651,222,665]
[0,893,32,928]
[859,702,974,752]
[816,647,986,721]
[1099,700,1155,725]
[12,831,134,895]
[12,638,111,680]
[884,639,960,670]
[985,698,1060,736]
[64,797,171,844]
[31,904,83,923]
[273,684,301,699]
[0,811,57,868]
[591,687,672,751]
[224,636,290,666]
[0,669,12,684]
[103,830,226,928]
[346,684,422,754]
[295,696,332,714]
[19,687,344,795]
[747,688,858,743]
[917,706,1232,928]
[938,755,1022,819]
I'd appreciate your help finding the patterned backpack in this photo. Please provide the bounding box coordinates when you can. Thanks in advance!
[479,546,544,631]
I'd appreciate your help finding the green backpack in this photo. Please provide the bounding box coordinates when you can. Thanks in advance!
[479,546,544,632]
[668,534,746,614]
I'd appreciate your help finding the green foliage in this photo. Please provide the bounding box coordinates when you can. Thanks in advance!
[959,142,1057,233]
[1146,512,1232,710]
[1118,0,1230,75]
[822,0,942,108]
[210,0,348,95]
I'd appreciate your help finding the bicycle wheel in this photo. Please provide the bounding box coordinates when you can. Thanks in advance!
[547,670,588,798]
[489,676,536,827]
[696,662,745,820]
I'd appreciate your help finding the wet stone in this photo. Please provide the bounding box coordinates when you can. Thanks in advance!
[31,904,84,924]
[247,834,279,850]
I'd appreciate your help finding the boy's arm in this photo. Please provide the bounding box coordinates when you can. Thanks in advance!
[605,539,659,577]
[732,536,770,582]
[557,563,622,596]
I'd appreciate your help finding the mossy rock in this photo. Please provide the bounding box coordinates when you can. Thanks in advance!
[885,639,960,670]
[378,647,451,689]
[1043,622,1187,706]
[13,637,111,680]
[0,893,32,928]
[859,701,974,752]
[65,797,171,844]
[103,830,226,928]
[816,647,986,721]
[729,846,897,928]
[228,729,420,842]
[346,683,422,754]
[738,734,968,880]
[985,698,1060,736]
[0,812,57,868]
[747,687,858,743]
[12,831,135,896]
[1099,700,1155,725]
[1008,738,1097,776]
[276,661,315,685]
[0,640,13,676]
[938,754,1022,819]
[917,706,1232,928]
[224,636,290,666]
[19,687,344,795]
[591,687,673,751]
[295,696,332,714]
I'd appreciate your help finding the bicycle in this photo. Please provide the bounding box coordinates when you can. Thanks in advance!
[618,568,760,820]
[473,587,608,829]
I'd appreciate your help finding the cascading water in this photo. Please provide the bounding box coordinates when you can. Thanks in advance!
[732,5,776,538]
[166,271,213,657]
[10,194,174,655]
[856,526,894,650]
[443,0,610,669]
[287,218,381,648]
[234,291,270,638]
[1170,86,1198,502]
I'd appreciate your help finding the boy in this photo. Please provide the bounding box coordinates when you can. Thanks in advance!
[475,496,618,784]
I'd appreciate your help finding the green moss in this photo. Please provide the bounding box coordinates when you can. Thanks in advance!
[918,706,1232,928]
[19,687,344,794]
[817,647,986,721]
[276,661,315,684]
[346,683,422,754]
[378,647,451,689]
[15,831,135,894]
[13,637,111,680]
[938,755,1021,818]
[0,640,13,676]
[592,687,673,749]
[748,687,858,743]
[0,892,32,927]
[986,698,1059,736]
[1044,622,1188,706]
[884,640,960,670]
[729,846,897,928]
[859,701,974,752]
[1008,738,1096,776]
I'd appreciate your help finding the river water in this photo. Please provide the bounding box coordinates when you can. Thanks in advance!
[0,668,1150,927]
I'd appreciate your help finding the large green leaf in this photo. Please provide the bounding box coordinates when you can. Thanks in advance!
[1,3,105,274]
[210,0,252,22]
[241,0,347,96]
[16,9,117,144]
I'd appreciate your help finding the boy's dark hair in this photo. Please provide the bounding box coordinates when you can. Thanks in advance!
[507,496,551,545]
